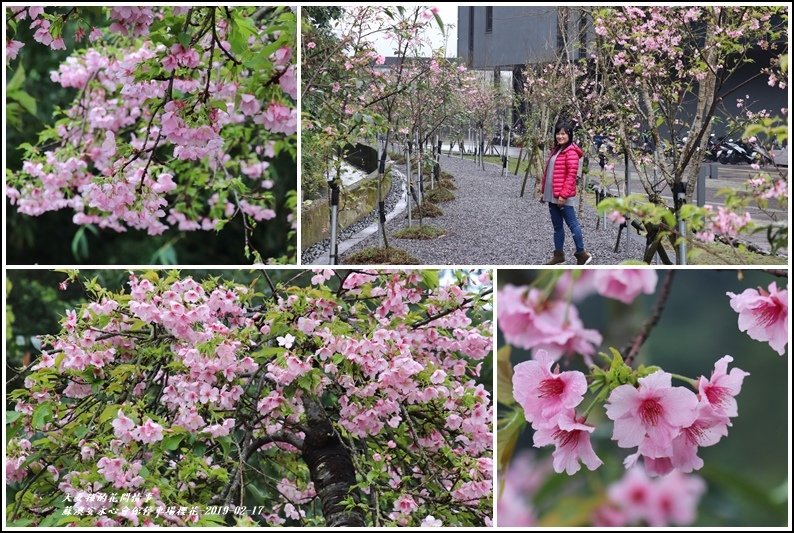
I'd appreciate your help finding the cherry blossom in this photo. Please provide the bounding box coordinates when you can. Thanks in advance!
[6,7,297,262]
[697,355,750,417]
[533,410,602,475]
[512,350,587,427]
[727,282,788,355]
[606,371,699,456]
[8,269,493,526]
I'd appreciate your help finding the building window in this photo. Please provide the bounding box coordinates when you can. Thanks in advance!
[468,6,474,66]
[486,7,493,33]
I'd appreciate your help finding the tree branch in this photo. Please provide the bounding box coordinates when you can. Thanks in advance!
[412,287,493,329]
[245,432,304,459]
[624,270,676,365]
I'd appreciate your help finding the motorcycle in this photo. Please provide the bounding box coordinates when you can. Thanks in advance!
[747,138,776,166]
[717,138,754,165]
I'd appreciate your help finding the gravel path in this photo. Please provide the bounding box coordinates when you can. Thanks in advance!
[336,155,643,265]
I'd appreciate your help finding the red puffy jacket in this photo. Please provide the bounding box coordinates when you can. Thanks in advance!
[541,143,583,199]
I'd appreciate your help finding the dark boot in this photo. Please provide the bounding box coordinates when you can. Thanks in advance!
[546,250,565,265]
[574,250,593,265]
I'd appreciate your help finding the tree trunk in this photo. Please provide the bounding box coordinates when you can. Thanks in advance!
[301,395,364,527]
[513,146,524,176]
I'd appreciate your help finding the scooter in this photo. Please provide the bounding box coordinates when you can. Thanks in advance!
[718,138,754,164]
[748,139,776,166]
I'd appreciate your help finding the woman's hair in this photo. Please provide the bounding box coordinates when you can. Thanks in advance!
[553,121,575,152]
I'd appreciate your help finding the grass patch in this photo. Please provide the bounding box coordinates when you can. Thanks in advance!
[424,187,455,203]
[393,225,447,240]
[482,154,536,176]
[412,202,443,218]
[439,178,457,190]
[390,152,406,165]
[344,247,420,264]
[440,170,454,180]
[580,184,786,265]
[686,240,787,265]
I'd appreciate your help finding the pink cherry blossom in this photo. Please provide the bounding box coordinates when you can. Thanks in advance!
[605,371,699,455]
[240,94,261,116]
[6,456,28,484]
[533,410,602,474]
[203,418,235,438]
[647,470,706,526]
[512,350,587,428]
[420,515,443,527]
[311,269,334,285]
[727,282,788,355]
[607,211,626,224]
[257,102,297,135]
[6,40,24,61]
[111,410,136,442]
[279,65,297,99]
[131,418,164,444]
[697,355,749,417]
[497,285,602,361]
[393,494,418,514]
[605,466,655,524]
[595,270,658,304]
[668,403,730,473]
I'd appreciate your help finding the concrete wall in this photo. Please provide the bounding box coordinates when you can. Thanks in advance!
[301,169,392,248]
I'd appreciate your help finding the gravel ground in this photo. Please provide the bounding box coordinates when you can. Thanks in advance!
[301,170,406,265]
[335,155,642,265]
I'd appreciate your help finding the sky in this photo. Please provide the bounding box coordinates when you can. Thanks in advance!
[365,5,459,58]
[428,5,458,57]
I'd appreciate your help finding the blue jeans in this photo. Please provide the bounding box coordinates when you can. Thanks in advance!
[549,203,585,253]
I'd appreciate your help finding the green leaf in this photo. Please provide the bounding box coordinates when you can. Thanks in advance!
[6,411,21,424]
[538,494,607,526]
[421,270,439,290]
[496,345,514,406]
[252,346,286,361]
[8,90,36,116]
[496,408,525,493]
[71,225,97,262]
[434,12,445,34]
[227,21,247,56]
[32,404,52,430]
[162,434,183,451]
[99,404,122,423]
[7,64,25,92]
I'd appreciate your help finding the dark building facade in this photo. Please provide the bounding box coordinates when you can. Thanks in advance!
[458,6,589,70]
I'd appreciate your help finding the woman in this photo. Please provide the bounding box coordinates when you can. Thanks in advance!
[541,122,592,265]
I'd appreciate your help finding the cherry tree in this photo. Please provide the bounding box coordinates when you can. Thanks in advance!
[588,6,787,261]
[496,269,787,526]
[513,62,572,197]
[6,269,493,527]
[302,6,446,258]
[5,6,297,263]
[388,55,473,222]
